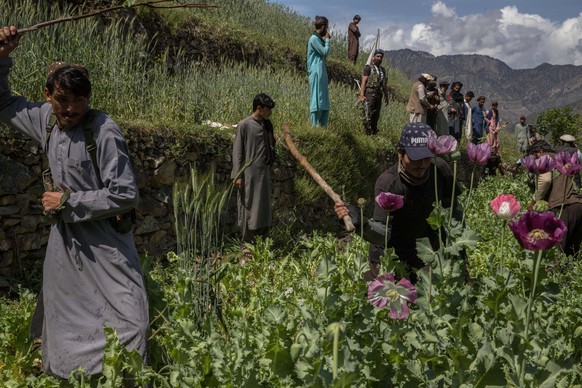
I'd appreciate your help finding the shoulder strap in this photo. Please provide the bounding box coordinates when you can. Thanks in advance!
[44,108,103,184]
[45,111,57,151]
[82,109,102,184]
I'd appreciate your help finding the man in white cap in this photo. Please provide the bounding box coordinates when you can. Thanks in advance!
[406,73,435,123]
[556,134,581,187]
[334,123,462,282]
[556,134,579,155]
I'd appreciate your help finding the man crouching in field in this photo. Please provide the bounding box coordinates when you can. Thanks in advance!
[335,123,462,282]
[0,26,148,379]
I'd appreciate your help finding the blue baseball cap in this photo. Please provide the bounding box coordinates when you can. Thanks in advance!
[399,123,434,160]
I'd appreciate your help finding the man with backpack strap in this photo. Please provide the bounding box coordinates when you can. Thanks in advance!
[0,26,148,379]
[359,49,389,135]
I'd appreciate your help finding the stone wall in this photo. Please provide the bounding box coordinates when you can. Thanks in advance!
[0,126,302,287]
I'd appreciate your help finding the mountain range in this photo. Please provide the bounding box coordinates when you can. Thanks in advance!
[386,49,582,125]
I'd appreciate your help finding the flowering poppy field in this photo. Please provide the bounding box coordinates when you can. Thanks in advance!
[1,0,581,385]
[1,136,582,386]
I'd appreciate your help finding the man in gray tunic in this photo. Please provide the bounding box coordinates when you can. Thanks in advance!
[515,115,528,154]
[0,26,148,379]
[231,93,276,248]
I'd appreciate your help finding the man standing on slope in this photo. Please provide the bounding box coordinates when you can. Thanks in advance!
[463,91,474,141]
[515,116,529,154]
[231,93,276,255]
[347,15,361,64]
[307,15,331,127]
[471,96,487,144]
[406,73,434,123]
[359,49,389,135]
[0,25,148,379]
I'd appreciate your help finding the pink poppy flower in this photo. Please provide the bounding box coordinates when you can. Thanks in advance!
[520,154,555,174]
[368,273,418,319]
[467,142,491,165]
[427,130,458,155]
[554,151,582,176]
[490,194,520,220]
[508,211,566,251]
[375,192,404,212]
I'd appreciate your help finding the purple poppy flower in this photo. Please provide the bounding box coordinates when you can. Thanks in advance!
[554,151,582,176]
[508,211,566,251]
[375,192,404,212]
[490,194,520,220]
[467,142,491,165]
[368,273,418,319]
[520,154,555,174]
[427,130,458,155]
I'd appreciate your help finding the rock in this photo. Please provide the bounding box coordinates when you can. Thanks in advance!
[134,215,160,235]
[0,156,36,194]
[154,160,177,186]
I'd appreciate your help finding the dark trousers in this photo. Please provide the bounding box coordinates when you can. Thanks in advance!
[241,226,269,244]
[559,203,582,257]
[364,89,383,135]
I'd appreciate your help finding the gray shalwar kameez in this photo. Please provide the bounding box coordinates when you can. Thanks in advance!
[230,115,273,240]
[0,57,148,378]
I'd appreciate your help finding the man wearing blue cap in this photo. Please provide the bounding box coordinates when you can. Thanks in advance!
[335,123,461,281]
[359,49,389,135]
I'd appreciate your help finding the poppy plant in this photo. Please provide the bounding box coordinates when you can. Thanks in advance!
[520,154,555,174]
[467,142,491,165]
[375,192,404,212]
[554,151,582,176]
[368,273,418,319]
[427,130,458,155]
[508,211,566,251]
[490,194,520,220]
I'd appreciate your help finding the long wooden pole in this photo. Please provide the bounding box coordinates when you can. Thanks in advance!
[18,1,218,34]
[282,124,355,232]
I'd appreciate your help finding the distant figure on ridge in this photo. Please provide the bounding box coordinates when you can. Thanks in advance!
[359,49,388,135]
[485,100,501,152]
[406,73,435,123]
[463,91,474,140]
[307,15,331,127]
[347,15,361,64]
[515,115,528,154]
[231,94,277,257]
[447,81,464,141]
[471,96,487,144]
[435,80,450,136]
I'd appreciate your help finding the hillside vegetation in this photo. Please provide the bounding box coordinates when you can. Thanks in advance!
[1,0,420,204]
[2,2,581,386]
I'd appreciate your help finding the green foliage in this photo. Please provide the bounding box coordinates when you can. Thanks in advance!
[536,106,582,144]
[0,290,61,386]
[2,1,582,386]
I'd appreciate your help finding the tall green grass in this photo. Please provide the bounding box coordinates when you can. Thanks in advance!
[1,0,411,205]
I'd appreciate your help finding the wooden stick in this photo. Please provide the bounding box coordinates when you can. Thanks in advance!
[18,1,218,34]
[282,124,355,232]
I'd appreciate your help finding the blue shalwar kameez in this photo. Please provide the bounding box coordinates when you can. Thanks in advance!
[307,33,330,127]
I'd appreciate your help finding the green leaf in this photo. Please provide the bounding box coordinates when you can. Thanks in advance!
[416,237,437,264]
[264,306,286,324]
[444,228,480,255]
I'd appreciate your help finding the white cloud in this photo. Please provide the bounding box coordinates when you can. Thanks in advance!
[368,2,582,68]
[431,1,456,18]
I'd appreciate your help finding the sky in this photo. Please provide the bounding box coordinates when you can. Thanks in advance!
[272,0,582,69]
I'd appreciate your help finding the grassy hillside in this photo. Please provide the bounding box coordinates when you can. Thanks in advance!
[1,0,526,203]
[1,0,416,204]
